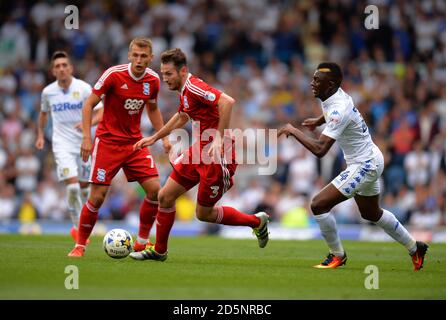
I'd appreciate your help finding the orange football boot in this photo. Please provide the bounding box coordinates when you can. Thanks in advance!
[133,240,154,252]
[411,241,428,271]
[67,245,85,257]
[313,253,347,269]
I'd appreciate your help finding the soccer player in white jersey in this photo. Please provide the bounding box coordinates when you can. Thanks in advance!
[278,62,428,271]
[36,51,103,243]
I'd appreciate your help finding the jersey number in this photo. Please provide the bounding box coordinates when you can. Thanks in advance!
[361,119,368,133]
[210,186,220,198]
[146,155,154,168]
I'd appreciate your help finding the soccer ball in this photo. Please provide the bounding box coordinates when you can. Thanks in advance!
[103,228,133,259]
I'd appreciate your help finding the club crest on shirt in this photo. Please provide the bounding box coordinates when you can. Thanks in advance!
[143,83,150,95]
[62,167,70,177]
[328,110,341,128]
[183,96,190,109]
[72,91,80,99]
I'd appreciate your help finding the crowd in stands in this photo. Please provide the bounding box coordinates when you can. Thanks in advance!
[1,0,445,229]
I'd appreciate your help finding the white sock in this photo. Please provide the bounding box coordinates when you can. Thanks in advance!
[66,183,82,228]
[81,187,89,204]
[375,209,417,254]
[314,213,344,257]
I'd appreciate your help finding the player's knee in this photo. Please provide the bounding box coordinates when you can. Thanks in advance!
[66,184,81,206]
[145,190,159,202]
[360,210,380,222]
[195,209,213,222]
[88,190,106,208]
[310,198,330,215]
[157,189,175,208]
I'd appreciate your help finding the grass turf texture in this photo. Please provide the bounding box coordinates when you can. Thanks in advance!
[0,234,445,299]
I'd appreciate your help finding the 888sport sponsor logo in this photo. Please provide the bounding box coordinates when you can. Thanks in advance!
[124,99,144,114]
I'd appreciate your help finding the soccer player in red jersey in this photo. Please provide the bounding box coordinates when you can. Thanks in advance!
[68,38,171,257]
[129,48,269,262]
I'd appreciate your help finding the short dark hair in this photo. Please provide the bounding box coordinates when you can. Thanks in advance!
[51,51,71,67]
[317,62,343,86]
[161,48,187,70]
[51,50,69,62]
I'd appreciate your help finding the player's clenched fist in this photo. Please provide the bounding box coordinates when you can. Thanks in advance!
[35,135,45,150]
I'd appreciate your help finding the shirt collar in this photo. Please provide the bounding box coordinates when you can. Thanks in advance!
[127,63,146,81]
[321,88,342,108]
[58,76,74,94]
[181,73,192,95]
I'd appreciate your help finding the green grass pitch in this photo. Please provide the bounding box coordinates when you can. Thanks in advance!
[0,234,445,299]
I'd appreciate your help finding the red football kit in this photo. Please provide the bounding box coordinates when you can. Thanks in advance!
[170,73,237,206]
[89,63,160,185]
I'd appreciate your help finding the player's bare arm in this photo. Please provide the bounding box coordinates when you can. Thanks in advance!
[278,123,335,158]
[134,112,189,150]
[80,93,101,161]
[302,114,326,131]
[35,111,49,149]
[208,93,235,158]
[74,107,104,130]
[146,101,172,153]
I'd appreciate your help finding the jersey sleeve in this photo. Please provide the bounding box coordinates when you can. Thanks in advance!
[148,77,160,104]
[92,67,115,98]
[189,82,222,108]
[40,89,50,112]
[82,81,103,109]
[321,106,350,140]
[81,81,93,99]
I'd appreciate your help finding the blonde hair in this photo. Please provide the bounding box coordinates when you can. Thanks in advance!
[129,37,153,53]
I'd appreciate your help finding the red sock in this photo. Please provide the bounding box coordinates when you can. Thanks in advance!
[215,206,260,228]
[76,200,99,246]
[138,198,158,241]
[154,206,176,254]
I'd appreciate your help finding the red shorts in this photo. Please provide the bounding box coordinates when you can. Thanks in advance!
[170,145,237,207]
[89,137,158,185]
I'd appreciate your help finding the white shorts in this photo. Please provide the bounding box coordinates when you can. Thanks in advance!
[332,150,384,198]
[54,149,91,182]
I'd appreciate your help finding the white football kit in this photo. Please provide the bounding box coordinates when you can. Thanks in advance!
[41,77,95,181]
[320,88,384,197]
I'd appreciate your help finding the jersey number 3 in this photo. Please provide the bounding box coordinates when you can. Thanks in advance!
[210,186,220,198]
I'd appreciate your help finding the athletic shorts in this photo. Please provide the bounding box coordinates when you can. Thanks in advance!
[89,137,158,185]
[169,145,237,207]
[332,149,384,198]
[54,148,90,182]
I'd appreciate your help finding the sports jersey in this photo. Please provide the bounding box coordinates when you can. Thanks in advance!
[41,77,93,153]
[93,63,160,144]
[170,73,236,206]
[178,73,222,145]
[321,88,379,165]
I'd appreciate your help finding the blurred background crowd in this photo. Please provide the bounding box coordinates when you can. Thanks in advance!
[1,0,446,230]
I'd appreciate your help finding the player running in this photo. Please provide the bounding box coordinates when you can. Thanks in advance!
[68,38,171,257]
[36,51,103,243]
[278,62,428,271]
[129,48,269,262]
